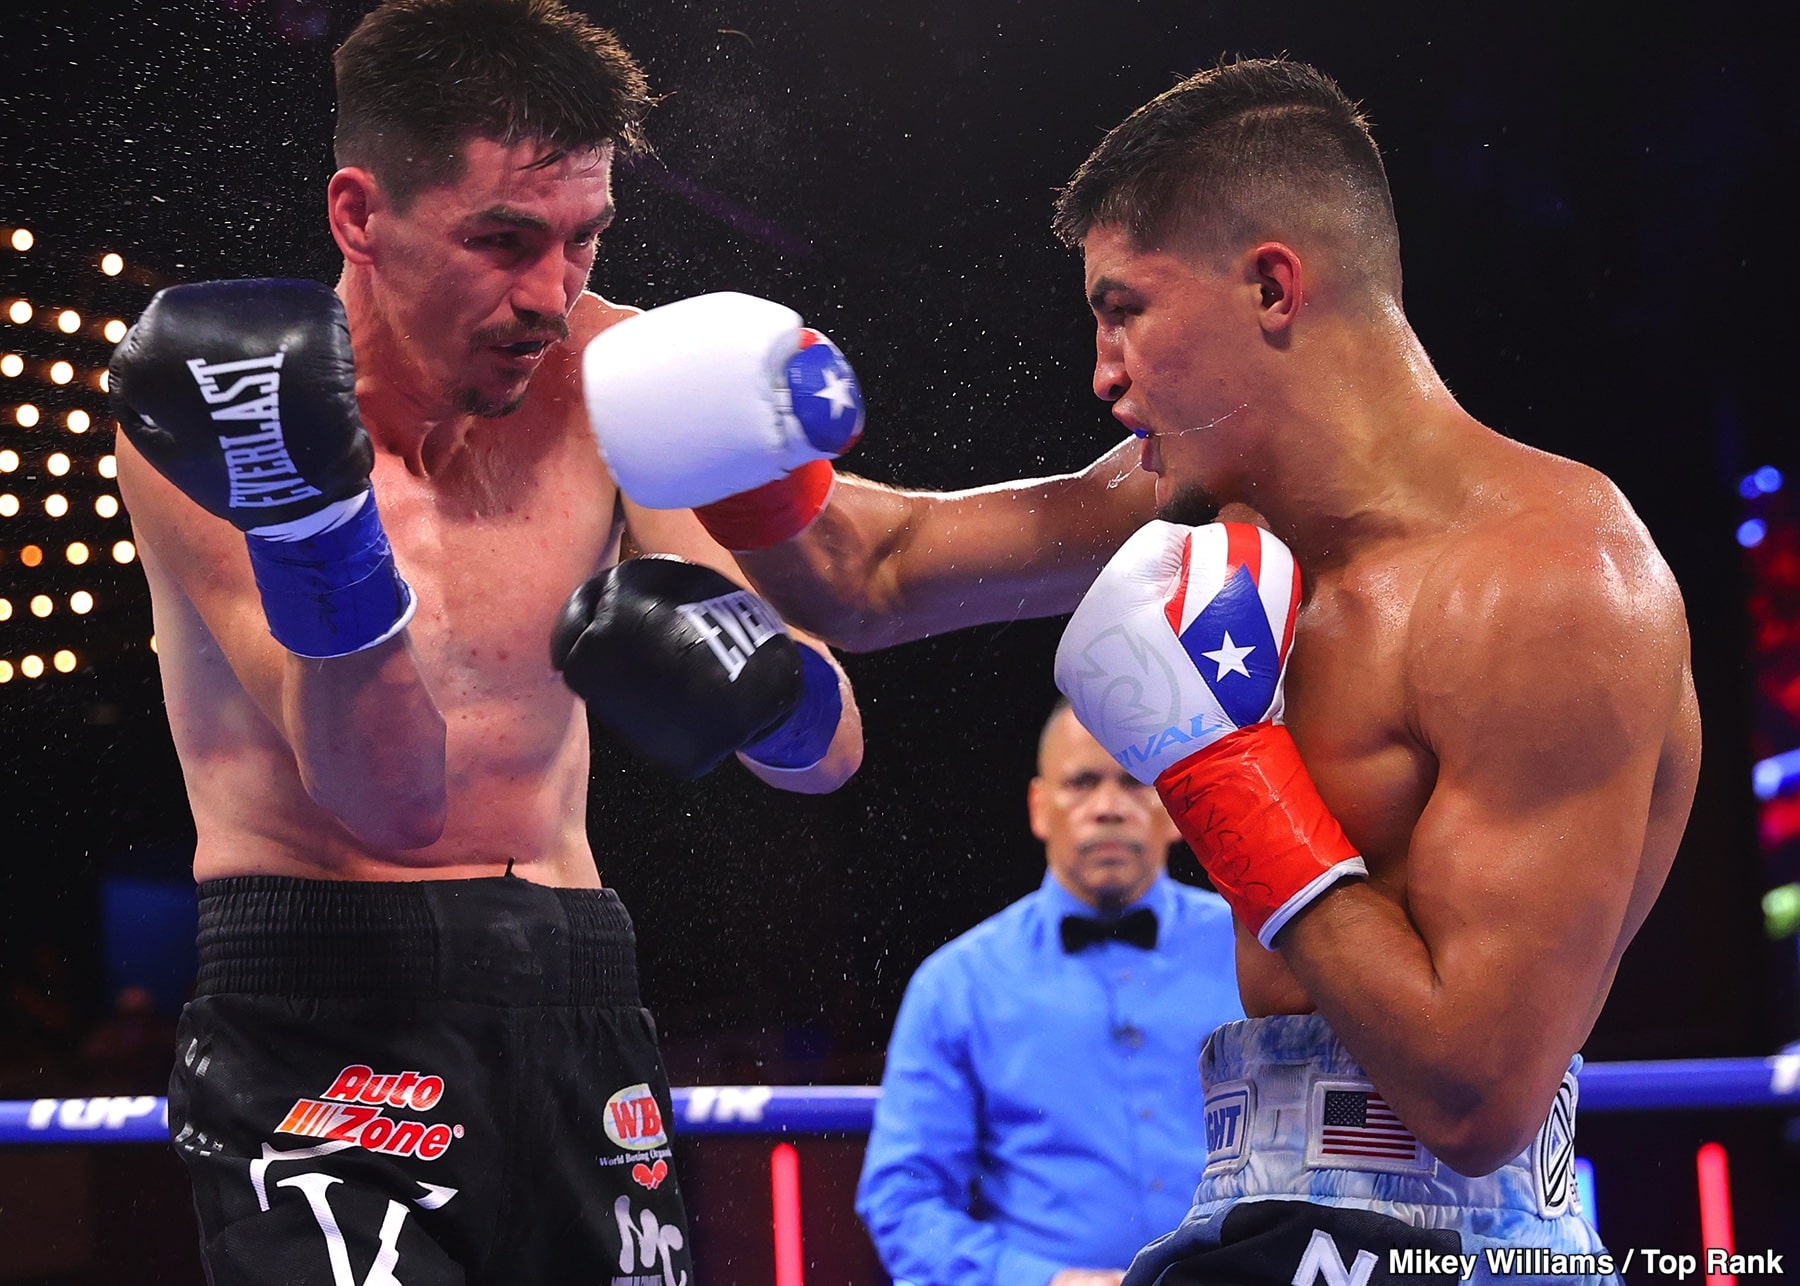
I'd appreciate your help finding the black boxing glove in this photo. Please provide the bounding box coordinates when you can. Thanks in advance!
[551,556,844,779]
[110,278,414,658]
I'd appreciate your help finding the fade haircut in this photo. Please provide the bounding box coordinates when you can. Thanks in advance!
[1036,698,1076,775]
[333,0,652,209]
[1052,57,1402,305]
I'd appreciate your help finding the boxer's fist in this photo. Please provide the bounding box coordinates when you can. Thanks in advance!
[552,557,843,779]
[110,278,374,532]
[1055,522,1365,946]
[582,292,863,550]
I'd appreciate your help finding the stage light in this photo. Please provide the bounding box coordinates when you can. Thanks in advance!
[0,495,17,517]
[70,591,94,614]
[1753,748,1800,801]
[770,1143,803,1286]
[1740,466,1785,499]
[94,495,118,518]
[1697,1142,1735,1284]
[66,409,90,433]
[16,403,40,427]
[1763,883,1800,939]
[7,301,31,325]
[98,454,117,479]
[52,650,76,674]
[20,654,43,679]
[56,310,81,335]
[100,253,124,277]
[20,544,43,567]
[46,452,70,476]
[44,495,69,518]
[103,319,127,343]
[49,361,73,385]
[0,450,16,472]
[30,595,52,618]
[66,541,89,565]
[112,539,136,564]
[1738,519,1766,548]
[9,229,33,252]
[1,354,21,377]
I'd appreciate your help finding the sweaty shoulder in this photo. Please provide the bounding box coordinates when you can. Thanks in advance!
[570,291,642,348]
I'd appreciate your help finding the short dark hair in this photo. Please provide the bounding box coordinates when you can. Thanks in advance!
[1036,697,1076,774]
[333,0,652,208]
[1052,57,1401,303]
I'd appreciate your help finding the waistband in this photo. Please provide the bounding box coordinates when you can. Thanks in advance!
[1197,1015,1581,1222]
[194,874,641,1008]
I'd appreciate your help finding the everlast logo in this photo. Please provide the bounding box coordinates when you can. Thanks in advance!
[185,350,323,510]
[676,591,783,681]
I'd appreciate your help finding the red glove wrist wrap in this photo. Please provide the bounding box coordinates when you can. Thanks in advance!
[695,460,836,552]
[1154,723,1366,948]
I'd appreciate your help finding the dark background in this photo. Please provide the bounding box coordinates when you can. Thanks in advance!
[2,0,1798,1273]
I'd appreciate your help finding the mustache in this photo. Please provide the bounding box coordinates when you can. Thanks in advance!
[472,316,571,346]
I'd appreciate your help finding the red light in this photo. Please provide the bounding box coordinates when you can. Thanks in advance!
[771,1141,804,1286]
[1697,1141,1736,1286]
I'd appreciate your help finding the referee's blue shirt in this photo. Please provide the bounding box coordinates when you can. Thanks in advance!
[856,871,1242,1286]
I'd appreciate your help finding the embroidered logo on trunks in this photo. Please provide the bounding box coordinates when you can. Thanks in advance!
[274,1063,461,1161]
[1533,1071,1578,1216]
[1202,1079,1254,1176]
[1304,1079,1434,1175]
[605,1083,670,1151]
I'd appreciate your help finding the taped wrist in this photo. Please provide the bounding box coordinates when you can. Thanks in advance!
[244,491,416,659]
[1155,723,1366,948]
[695,460,836,552]
[741,642,842,770]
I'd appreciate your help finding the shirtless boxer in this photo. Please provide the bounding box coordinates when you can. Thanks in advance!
[109,1,861,1281]
[585,57,1698,1283]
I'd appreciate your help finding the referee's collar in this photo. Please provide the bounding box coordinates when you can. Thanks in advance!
[1037,869,1172,935]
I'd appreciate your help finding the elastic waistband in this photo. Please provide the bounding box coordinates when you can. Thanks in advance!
[194,875,641,1008]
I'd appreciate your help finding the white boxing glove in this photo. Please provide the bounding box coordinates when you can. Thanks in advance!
[1055,521,1365,947]
[582,291,864,512]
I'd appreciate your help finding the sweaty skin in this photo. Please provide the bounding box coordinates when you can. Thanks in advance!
[736,223,1698,1178]
[118,138,861,888]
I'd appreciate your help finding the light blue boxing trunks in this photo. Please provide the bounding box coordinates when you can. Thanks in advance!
[1124,1015,1620,1286]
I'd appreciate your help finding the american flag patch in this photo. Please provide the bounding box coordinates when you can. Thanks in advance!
[1306,1080,1433,1174]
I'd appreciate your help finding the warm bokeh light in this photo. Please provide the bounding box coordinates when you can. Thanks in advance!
[70,590,94,614]
[100,253,124,276]
[0,354,21,377]
[98,454,117,479]
[0,495,18,517]
[49,360,74,385]
[53,650,77,674]
[9,229,33,252]
[103,318,127,343]
[30,594,52,618]
[20,544,43,566]
[44,494,69,518]
[66,409,90,433]
[150,634,158,654]
[20,654,44,679]
[0,660,13,684]
[95,494,119,518]
[112,539,137,564]
[7,300,31,325]
[65,541,90,565]
[0,449,16,473]
[0,598,10,621]
[16,403,40,427]
[56,310,81,334]
[95,369,109,393]
[46,452,70,476]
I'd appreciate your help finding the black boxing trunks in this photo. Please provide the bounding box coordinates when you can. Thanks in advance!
[169,874,693,1286]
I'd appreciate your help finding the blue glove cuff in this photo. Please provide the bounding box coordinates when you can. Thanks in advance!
[244,493,416,659]
[741,643,842,770]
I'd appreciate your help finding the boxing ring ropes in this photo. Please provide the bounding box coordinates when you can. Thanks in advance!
[3,1054,1797,1284]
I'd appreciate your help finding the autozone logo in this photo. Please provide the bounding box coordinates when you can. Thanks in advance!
[275,1064,460,1161]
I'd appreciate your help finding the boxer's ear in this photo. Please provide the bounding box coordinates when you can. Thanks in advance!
[327,167,381,265]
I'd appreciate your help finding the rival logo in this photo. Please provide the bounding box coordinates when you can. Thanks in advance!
[185,350,324,511]
[605,1083,669,1151]
[675,591,784,682]
[274,1063,459,1161]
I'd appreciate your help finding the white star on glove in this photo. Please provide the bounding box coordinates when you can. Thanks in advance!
[812,368,858,418]
[1201,631,1255,681]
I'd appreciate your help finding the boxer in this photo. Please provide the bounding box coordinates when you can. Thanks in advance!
[583,57,1697,1283]
[108,2,861,1281]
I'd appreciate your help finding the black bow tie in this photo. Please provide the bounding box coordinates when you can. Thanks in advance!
[1060,907,1158,953]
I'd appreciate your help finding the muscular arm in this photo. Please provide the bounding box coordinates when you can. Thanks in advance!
[1276,532,1693,1175]
[737,438,1156,652]
[620,496,863,793]
[118,433,447,849]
